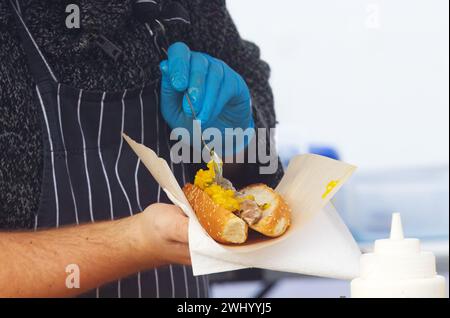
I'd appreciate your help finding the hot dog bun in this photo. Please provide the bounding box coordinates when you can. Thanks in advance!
[183,183,291,244]
[183,183,248,244]
[240,184,291,237]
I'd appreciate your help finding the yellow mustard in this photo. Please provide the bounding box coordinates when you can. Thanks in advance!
[194,161,216,190]
[205,184,240,211]
[194,161,254,211]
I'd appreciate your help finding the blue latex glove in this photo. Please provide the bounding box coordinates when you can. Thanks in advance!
[160,42,254,155]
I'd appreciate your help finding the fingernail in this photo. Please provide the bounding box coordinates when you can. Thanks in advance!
[171,73,188,91]
[160,61,169,74]
[171,60,188,90]
[188,87,199,104]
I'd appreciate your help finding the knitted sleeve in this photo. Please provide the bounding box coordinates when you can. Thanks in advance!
[171,0,284,188]
[0,3,43,229]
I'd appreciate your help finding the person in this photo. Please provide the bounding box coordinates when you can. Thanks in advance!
[0,0,283,298]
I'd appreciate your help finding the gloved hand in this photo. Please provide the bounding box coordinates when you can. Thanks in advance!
[160,42,254,155]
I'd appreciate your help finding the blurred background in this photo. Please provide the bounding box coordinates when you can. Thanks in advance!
[210,0,449,298]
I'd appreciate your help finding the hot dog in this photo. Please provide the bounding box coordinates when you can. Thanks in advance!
[183,161,291,244]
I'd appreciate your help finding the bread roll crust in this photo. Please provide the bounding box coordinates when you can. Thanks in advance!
[183,183,291,244]
[240,184,292,237]
[183,183,248,244]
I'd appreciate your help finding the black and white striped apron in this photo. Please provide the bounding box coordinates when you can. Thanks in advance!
[10,0,208,298]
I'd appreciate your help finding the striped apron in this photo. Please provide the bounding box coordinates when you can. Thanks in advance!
[9,0,208,298]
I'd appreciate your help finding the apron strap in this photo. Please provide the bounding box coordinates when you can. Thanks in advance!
[14,0,21,15]
[139,0,191,58]
[9,0,58,83]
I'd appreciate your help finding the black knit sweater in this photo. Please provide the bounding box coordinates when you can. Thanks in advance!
[0,0,282,229]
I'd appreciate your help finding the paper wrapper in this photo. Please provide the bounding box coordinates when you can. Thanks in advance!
[123,134,361,279]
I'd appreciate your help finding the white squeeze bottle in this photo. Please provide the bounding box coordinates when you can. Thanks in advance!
[351,213,446,298]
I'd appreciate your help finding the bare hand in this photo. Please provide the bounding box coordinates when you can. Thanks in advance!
[135,203,191,267]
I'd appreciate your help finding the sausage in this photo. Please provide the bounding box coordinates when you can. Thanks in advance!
[238,200,263,225]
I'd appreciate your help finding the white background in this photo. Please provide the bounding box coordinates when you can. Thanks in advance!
[227,0,449,170]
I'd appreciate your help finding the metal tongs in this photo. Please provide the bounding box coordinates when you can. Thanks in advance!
[185,94,224,181]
